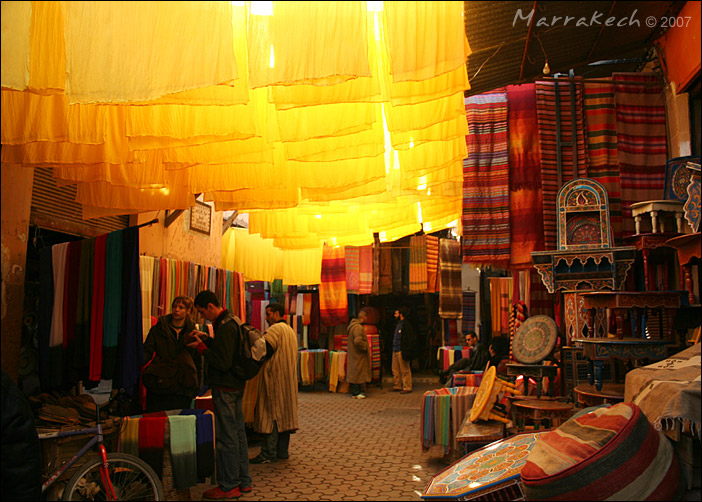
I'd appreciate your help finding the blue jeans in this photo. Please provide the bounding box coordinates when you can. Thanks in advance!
[211,388,252,490]
[261,421,291,460]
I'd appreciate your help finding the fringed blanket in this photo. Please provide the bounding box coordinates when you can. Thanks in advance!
[439,239,462,319]
[613,73,667,237]
[462,291,476,332]
[462,89,511,266]
[536,80,589,249]
[409,235,428,293]
[319,245,348,326]
[584,81,623,244]
[506,84,545,268]
[625,343,701,438]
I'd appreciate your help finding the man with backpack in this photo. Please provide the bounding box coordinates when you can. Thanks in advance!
[249,302,299,464]
[188,290,253,500]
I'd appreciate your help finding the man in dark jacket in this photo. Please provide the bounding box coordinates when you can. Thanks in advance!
[189,290,252,500]
[1,368,42,501]
[391,306,416,394]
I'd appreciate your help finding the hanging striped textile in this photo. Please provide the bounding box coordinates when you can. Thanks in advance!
[529,269,553,317]
[506,84,545,268]
[139,255,155,342]
[536,80,590,249]
[345,246,360,294]
[490,277,513,336]
[372,239,380,294]
[328,351,341,392]
[450,387,480,453]
[391,247,403,293]
[379,244,393,294]
[584,81,623,244]
[443,319,459,346]
[426,235,439,292]
[151,258,160,317]
[409,235,428,293]
[613,73,667,237]
[462,290,476,332]
[462,89,511,266]
[302,294,312,325]
[319,245,348,326]
[358,245,373,294]
[439,239,462,319]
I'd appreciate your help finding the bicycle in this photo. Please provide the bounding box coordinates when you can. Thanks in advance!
[39,394,164,501]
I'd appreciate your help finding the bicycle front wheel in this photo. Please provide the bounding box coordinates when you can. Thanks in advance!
[63,453,164,501]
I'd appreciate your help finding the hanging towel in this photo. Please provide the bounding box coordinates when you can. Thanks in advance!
[614,73,667,237]
[506,83,545,268]
[138,413,167,478]
[319,245,348,326]
[462,89,511,267]
[89,234,107,381]
[345,246,360,294]
[462,291,476,332]
[178,409,215,483]
[426,235,439,293]
[358,245,373,294]
[438,239,462,319]
[409,235,428,293]
[167,415,197,490]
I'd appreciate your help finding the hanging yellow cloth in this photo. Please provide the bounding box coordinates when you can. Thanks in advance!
[1,1,32,90]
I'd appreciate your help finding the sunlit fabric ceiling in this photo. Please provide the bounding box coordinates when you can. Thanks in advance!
[1,1,471,250]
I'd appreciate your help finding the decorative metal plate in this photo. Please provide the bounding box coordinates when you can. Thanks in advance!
[512,315,558,364]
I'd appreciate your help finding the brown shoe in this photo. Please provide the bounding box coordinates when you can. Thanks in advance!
[400,389,412,394]
[391,388,402,392]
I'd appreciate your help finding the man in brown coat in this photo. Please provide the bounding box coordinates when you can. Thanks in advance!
[346,310,371,399]
[250,303,299,464]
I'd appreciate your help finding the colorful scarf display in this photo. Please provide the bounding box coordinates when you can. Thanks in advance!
[319,245,348,326]
[614,73,668,237]
[584,81,623,244]
[439,239,462,319]
[536,80,589,249]
[462,89,511,266]
[506,84,545,268]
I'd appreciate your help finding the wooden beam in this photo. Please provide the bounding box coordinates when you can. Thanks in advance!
[164,209,184,228]
[222,210,239,236]
[518,1,538,81]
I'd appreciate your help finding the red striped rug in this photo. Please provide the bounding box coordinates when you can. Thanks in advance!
[462,88,510,266]
[536,80,589,250]
[613,73,667,237]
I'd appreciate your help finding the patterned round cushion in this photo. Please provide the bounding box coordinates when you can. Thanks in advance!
[521,402,680,501]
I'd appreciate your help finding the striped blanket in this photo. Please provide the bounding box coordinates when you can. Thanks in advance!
[614,73,667,237]
[426,235,439,293]
[490,277,513,336]
[536,80,589,249]
[409,235,428,293]
[345,246,360,294]
[462,89,511,266]
[462,290,476,332]
[439,239,462,319]
[506,84,545,268]
[319,245,348,326]
[625,343,701,437]
[358,245,373,294]
[584,81,623,244]
[421,386,479,455]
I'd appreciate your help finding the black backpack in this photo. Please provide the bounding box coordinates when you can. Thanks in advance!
[227,315,270,380]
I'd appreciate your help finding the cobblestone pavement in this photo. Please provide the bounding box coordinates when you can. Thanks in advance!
[190,375,448,501]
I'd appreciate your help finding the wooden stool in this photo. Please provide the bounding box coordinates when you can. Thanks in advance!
[456,415,505,456]
[511,399,574,432]
[574,383,624,407]
[469,366,522,424]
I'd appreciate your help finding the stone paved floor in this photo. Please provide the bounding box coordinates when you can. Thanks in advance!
[190,375,448,501]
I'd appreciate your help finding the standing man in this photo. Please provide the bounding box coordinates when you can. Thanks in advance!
[188,290,252,500]
[346,310,371,399]
[250,302,299,464]
[391,306,416,394]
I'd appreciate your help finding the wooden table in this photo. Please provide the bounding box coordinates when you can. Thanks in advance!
[574,337,670,390]
[666,233,701,305]
[580,291,681,340]
[511,399,574,432]
[506,364,558,398]
[455,415,505,455]
[630,200,686,235]
[574,383,625,407]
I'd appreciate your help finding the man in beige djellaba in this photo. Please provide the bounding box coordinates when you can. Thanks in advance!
[249,302,299,464]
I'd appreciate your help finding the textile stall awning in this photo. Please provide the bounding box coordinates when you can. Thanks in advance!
[1,1,471,252]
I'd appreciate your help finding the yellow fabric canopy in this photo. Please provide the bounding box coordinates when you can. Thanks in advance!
[2,1,470,272]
